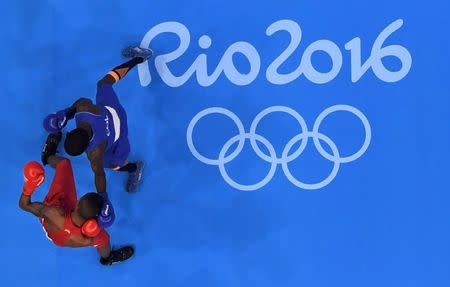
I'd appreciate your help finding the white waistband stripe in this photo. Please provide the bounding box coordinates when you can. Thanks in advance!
[105,106,121,142]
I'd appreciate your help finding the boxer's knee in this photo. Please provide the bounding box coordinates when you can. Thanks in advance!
[97,74,115,88]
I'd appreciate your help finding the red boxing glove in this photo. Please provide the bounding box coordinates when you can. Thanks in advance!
[22,161,45,196]
[81,219,101,237]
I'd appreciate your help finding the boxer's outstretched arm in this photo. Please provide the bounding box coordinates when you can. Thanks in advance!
[43,99,97,134]
[54,98,94,123]
[97,57,145,87]
[88,144,107,193]
[65,98,97,116]
[19,194,48,218]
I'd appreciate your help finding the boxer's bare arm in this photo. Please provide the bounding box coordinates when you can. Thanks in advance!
[87,143,107,193]
[53,98,96,123]
[70,98,99,114]
[19,194,50,218]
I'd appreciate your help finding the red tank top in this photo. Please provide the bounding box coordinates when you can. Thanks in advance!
[38,160,110,247]
[40,211,83,246]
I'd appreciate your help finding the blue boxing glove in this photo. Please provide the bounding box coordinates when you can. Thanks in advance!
[98,192,115,228]
[43,108,74,133]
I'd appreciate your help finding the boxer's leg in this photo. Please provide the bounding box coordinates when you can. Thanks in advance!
[124,161,144,193]
[96,51,151,192]
[97,48,152,88]
[97,241,111,259]
[95,57,145,115]
[115,160,144,193]
[117,163,137,172]
[94,231,111,259]
[108,137,144,192]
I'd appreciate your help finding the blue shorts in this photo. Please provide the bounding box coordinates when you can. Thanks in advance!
[96,84,130,167]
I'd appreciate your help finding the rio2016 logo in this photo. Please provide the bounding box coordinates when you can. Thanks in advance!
[137,19,411,191]
[137,19,411,87]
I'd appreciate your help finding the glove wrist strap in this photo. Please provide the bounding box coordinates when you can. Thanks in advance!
[22,184,35,197]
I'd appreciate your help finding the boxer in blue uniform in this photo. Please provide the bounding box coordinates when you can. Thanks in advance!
[43,47,152,196]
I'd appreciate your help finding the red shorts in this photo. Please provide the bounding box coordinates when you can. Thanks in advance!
[41,160,109,247]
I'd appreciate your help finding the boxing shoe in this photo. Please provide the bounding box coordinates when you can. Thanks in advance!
[126,161,144,192]
[121,46,153,61]
[100,246,134,266]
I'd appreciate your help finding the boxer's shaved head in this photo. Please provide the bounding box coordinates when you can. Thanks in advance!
[64,128,89,156]
[77,192,103,220]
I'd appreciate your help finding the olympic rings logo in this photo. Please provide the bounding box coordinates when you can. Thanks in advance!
[187,105,371,191]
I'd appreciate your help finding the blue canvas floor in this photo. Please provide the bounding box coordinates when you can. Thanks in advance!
[2,0,450,286]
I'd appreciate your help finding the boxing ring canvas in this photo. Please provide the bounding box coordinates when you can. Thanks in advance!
[2,0,450,286]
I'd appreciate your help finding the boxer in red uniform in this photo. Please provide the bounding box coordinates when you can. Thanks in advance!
[19,152,134,265]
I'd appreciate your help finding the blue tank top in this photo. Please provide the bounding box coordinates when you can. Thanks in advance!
[74,106,121,153]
